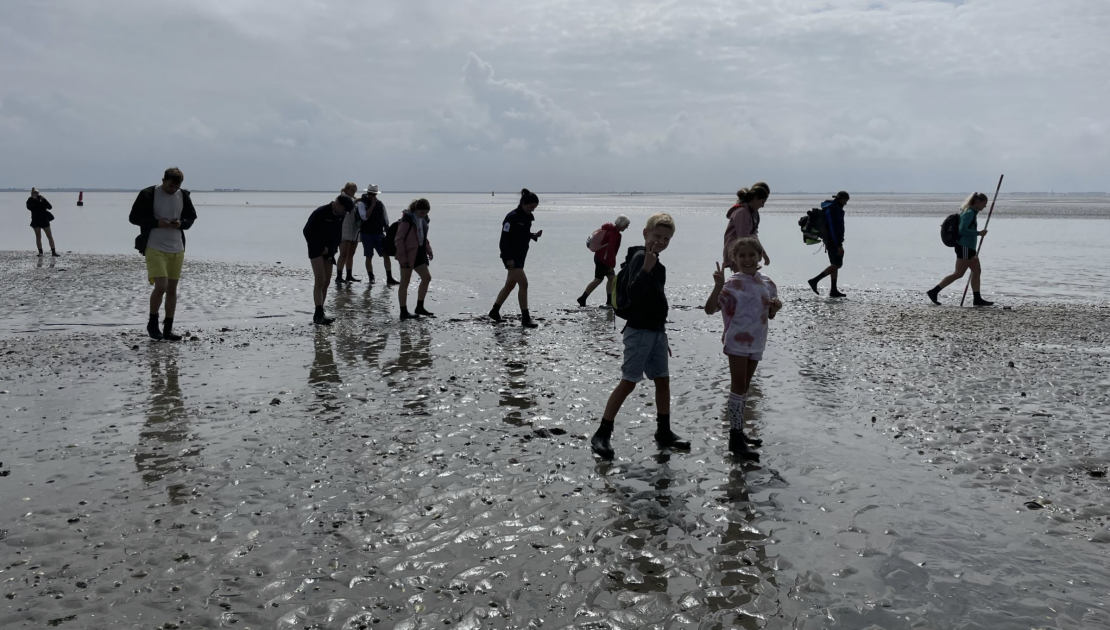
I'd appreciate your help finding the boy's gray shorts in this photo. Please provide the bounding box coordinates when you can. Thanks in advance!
[621,328,669,383]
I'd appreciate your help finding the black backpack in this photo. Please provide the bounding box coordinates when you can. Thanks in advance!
[798,208,823,245]
[940,214,961,247]
[384,220,400,256]
[610,247,641,320]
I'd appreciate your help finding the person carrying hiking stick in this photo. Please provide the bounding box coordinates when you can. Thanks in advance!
[927,192,994,306]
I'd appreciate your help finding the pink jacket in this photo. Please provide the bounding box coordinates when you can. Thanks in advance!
[394,212,432,268]
[594,223,623,269]
[723,202,757,265]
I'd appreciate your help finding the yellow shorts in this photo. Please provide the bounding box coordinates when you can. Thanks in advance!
[145,249,185,284]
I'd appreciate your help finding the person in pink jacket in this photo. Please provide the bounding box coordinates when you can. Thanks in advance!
[394,198,434,320]
[577,215,630,307]
[722,182,771,270]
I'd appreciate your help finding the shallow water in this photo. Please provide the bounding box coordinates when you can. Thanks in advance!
[1,255,1108,629]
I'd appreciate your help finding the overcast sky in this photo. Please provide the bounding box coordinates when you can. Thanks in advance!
[1,0,1107,192]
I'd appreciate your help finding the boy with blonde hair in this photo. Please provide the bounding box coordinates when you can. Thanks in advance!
[590,213,689,459]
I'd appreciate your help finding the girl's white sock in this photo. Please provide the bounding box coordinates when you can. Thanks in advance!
[727,393,746,430]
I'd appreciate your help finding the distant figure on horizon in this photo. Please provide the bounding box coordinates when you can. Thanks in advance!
[577,215,630,308]
[703,237,782,459]
[303,194,355,325]
[394,198,435,320]
[927,192,994,307]
[590,213,688,460]
[489,188,543,328]
[335,182,362,284]
[807,191,850,298]
[357,184,398,285]
[723,183,771,270]
[26,187,59,257]
[129,167,198,341]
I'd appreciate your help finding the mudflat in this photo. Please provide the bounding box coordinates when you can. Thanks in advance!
[1,253,1108,629]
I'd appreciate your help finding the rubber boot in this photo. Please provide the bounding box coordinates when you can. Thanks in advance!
[591,420,615,459]
[807,278,819,295]
[162,318,182,342]
[973,292,994,307]
[577,294,587,307]
[729,429,760,460]
[654,415,691,450]
[927,287,941,305]
[521,311,538,329]
[147,313,163,341]
[346,271,361,283]
[415,301,435,317]
[488,303,504,323]
[386,272,400,286]
[400,305,419,320]
[51,249,60,257]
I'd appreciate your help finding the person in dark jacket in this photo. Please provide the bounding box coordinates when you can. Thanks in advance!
[394,198,435,319]
[303,194,355,325]
[590,213,689,460]
[489,188,543,328]
[26,188,59,257]
[926,192,993,306]
[129,168,198,341]
[356,184,398,285]
[577,215,630,307]
[807,191,849,298]
[335,182,363,285]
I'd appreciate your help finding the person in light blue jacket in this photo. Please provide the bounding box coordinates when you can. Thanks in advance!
[927,192,993,306]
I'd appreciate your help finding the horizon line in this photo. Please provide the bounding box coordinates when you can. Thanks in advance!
[3,188,1107,196]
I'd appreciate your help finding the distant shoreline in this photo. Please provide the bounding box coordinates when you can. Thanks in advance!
[2,189,1107,196]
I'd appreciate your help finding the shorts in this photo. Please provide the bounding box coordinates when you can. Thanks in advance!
[827,245,844,267]
[341,211,361,242]
[361,233,386,257]
[414,245,429,268]
[621,328,669,383]
[504,258,525,271]
[955,246,977,260]
[725,350,764,361]
[594,258,613,280]
[145,248,185,284]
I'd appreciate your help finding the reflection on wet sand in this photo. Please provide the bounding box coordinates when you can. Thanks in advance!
[494,329,536,426]
[135,351,199,505]
[383,325,433,411]
[309,329,342,417]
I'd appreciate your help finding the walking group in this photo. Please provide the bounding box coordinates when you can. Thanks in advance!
[15,168,1000,461]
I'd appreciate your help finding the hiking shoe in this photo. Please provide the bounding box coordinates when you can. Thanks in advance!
[346,275,361,283]
[386,277,400,286]
[973,297,994,307]
[829,289,847,298]
[521,315,538,329]
[51,251,60,257]
[728,429,760,460]
[927,288,941,305]
[488,308,503,323]
[591,431,614,460]
[415,305,435,318]
[655,430,691,450]
[576,295,587,307]
[807,278,819,295]
[400,307,419,320]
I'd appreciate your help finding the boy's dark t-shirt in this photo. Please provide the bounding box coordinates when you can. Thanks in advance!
[623,246,668,332]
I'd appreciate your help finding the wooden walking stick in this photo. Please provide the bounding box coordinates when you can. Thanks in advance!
[960,174,1004,307]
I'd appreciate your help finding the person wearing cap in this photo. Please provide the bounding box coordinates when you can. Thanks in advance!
[577,215,630,308]
[335,182,363,285]
[356,184,398,285]
[303,194,356,325]
[807,191,850,298]
[129,167,198,341]
[26,187,59,257]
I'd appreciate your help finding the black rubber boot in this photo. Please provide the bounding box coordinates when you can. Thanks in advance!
[313,306,333,326]
[829,282,846,298]
[386,274,400,286]
[400,305,419,320]
[973,292,994,307]
[147,314,163,341]
[346,272,361,283]
[368,274,376,284]
[729,429,760,460]
[655,415,691,450]
[521,311,538,329]
[807,278,819,295]
[37,249,44,258]
[488,304,503,323]
[415,301,435,317]
[591,420,615,459]
[162,318,182,342]
[927,287,941,305]
[51,250,60,257]
[576,295,587,307]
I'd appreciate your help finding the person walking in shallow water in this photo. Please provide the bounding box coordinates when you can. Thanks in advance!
[303,194,355,325]
[577,215,630,308]
[394,198,435,320]
[807,191,850,298]
[26,188,59,257]
[489,189,543,328]
[723,183,771,270]
[927,192,994,306]
[129,167,198,341]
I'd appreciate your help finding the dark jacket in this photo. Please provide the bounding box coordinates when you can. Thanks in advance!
[499,207,537,263]
[26,196,54,227]
[594,223,623,269]
[822,199,845,247]
[623,246,668,332]
[303,204,343,258]
[129,186,198,252]
[358,197,389,235]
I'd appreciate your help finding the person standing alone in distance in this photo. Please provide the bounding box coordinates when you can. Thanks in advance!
[490,188,543,328]
[807,191,850,298]
[129,167,198,341]
[27,188,59,257]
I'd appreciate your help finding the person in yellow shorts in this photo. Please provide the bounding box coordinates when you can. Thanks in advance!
[129,167,198,341]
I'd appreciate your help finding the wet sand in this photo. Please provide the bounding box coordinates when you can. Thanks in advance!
[1,253,1109,629]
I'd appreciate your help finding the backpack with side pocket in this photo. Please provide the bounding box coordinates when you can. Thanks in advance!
[610,247,642,319]
[586,227,607,252]
[798,208,823,245]
[940,213,961,247]
[384,220,400,256]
